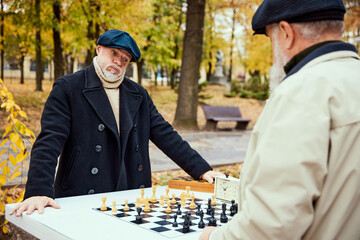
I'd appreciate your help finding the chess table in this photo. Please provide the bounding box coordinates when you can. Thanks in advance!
[5,186,228,240]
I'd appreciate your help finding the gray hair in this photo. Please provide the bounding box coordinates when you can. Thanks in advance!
[292,20,344,41]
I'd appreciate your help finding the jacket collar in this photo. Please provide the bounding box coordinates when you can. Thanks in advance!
[284,41,358,81]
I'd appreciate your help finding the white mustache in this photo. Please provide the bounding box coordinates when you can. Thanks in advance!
[104,64,122,75]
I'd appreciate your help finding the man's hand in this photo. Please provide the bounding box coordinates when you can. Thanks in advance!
[201,170,225,184]
[9,196,60,217]
[199,226,217,240]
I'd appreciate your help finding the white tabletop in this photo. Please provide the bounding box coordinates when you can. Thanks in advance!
[6,186,216,240]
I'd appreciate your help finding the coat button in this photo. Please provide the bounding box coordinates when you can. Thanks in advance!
[91,167,99,175]
[95,145,102,152]
[133,123,137,132]
[88,189,95,194]
[139,185,145,188]
[138,164,143,172]
[98,124,105,131]
[135,145,139,152]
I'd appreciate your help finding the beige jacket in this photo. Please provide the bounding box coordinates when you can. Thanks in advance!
[211,49,360,239]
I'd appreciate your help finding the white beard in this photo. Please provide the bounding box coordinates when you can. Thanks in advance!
[269,37,288,93]
[102,63,124,81]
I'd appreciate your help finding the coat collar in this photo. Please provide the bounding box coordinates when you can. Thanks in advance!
[284,41,357,81]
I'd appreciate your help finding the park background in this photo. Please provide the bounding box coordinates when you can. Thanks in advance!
[0,0,359,238]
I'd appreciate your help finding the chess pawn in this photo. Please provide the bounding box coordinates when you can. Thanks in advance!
[111,200,117,213]
[123,199,130,211]
[220,203,228,223]
[100,196,107,211]
[198,210,205,229]
[140,188,145,204]
[144,198,151,212]
[135,197,140,208]
[172,214,178,227]
[170,193,176,204]
[159,195,165,206]
[165,201,172,213]
[211,194,216,206]
[180,192,186,206]
[185,186,191,198]
[135,207,143,224]
[164,187,170,201]
[196,203,202,216]
[150,186,157,203]
[189,193,196,209]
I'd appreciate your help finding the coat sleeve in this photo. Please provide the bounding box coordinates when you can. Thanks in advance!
[146,92,212,179]
[210,92,329,239]
[24,79,72,199]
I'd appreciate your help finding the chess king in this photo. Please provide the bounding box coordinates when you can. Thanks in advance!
[10,29,223,217]
[200,0,360,239]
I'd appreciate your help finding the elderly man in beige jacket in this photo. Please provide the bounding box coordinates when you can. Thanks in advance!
[200,0,360,239]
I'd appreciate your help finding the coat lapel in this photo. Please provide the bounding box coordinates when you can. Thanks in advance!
[82,64,120,140]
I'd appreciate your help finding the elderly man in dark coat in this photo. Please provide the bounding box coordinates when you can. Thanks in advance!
[10,30,222,216]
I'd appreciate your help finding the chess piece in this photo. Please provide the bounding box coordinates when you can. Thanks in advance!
[165,201,172,213]
[196,203,202,216]
[111,200,117,213]
[171,193,176,204]
[186,186,191,198]
[198,210,205,229]
[180,192,186,206]
[164,187,170,201]
[208,207,217,227]
[135,207,143,223]
[140,188,145,204]
[187,211,192,226]
[189,193,196,209]
[159,195,165,206]
[211,194,216,206]
[206,198,212,215]
[135,197,140,208]
[182,212,191,233]
[220,203,228,223]
[123,199,130,211]
[172,214,178,227]
[176,203,182,215]
[144,198,150,212]
[150,186,157,203]
[230,200,237,216]
[100,196,107,211]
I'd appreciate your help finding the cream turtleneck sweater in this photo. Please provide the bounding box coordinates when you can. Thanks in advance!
[93,57,124,134]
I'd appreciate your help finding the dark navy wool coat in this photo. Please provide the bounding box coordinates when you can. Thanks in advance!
[24,64,212,199]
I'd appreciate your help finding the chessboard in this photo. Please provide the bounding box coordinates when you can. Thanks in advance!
[93,192,237,238]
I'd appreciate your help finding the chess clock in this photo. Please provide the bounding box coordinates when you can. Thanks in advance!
[214,175,240,203]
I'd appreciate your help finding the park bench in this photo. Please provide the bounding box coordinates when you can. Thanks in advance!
[201,105,250,131]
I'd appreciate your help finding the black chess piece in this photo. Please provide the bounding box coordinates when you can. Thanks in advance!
[135,207,143,223]
[206,198,212,215]
[208,207,217,226]
[187,211,192,226]
[198,210,205,229]
[220,203,228,223]
[172,214,178,227]
[176,203,182,215]
[230,200,237,216]
[182,213,190,233]
[196,203,202,216]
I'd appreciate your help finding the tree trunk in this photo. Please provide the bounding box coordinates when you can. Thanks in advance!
[53,0,64,80]
[0,0,4,81]
[85,0,100,66]
[35,0,43,91]
[20,55,24,84]
[173,0,206,130]
[228,3,236,83]
[136,59,144,85]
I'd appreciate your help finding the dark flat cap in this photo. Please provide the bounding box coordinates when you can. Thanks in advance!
[97,29,141,62]
[252,0,346,35]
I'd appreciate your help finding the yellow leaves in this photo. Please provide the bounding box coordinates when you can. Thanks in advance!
[2,225,8,234]
[18,110,28,120]
[0,139,8,148]
[0,202,5,213]
[9,155,16,166]
[0,149,6,156]
[15,151,27,165]
[2,124,12,139]
[3,166,10,175]
[9,133,19,144]
[0,175,6,185]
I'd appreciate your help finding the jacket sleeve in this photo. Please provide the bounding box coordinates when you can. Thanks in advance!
[210,92,329,239]
[146,92,212,179]
[24,79,72,199]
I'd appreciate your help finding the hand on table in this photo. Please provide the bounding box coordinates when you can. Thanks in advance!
[201,170,225,184]
[199,226,217,240]
[9,196,60,217]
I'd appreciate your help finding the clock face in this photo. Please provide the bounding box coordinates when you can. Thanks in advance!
[214,176,240,203]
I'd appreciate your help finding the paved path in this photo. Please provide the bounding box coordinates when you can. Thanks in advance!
[3,130,251,186]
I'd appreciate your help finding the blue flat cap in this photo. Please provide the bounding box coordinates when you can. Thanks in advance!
[97,29,141,62]
[252,0,346,35]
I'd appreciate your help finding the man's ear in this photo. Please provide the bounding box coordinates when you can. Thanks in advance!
[278,21,295,50]
[96,45,101,55]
